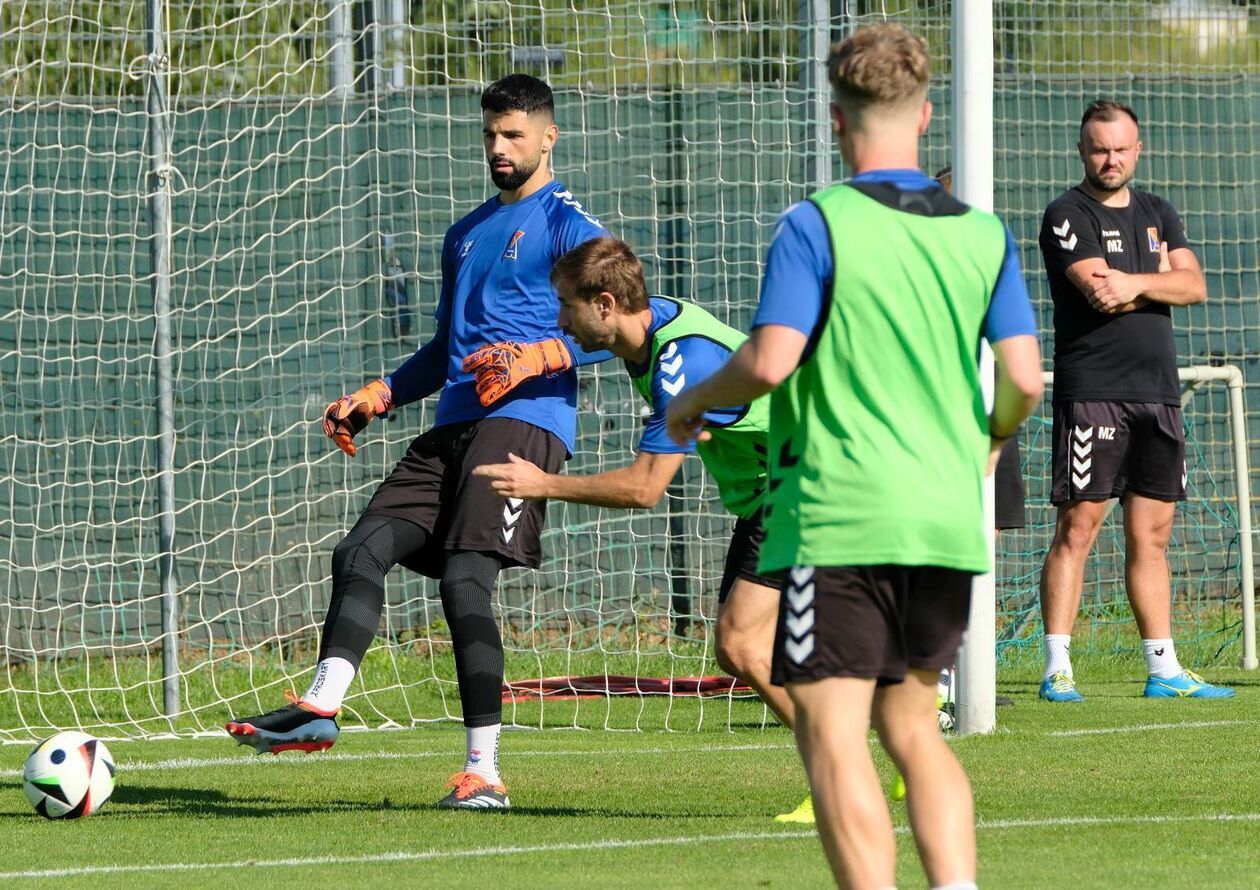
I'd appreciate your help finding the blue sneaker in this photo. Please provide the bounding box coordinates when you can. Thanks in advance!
[1143,670,1236,699]
[1038,672,1084,702]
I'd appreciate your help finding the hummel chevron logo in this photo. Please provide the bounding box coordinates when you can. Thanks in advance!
[778,440,800,469]
[786,583,815,612]
[659,342,685,395]
[661,373,687,396]
[785,636,814,664]
[785,565,816,665]
[1181,460,1188,490]
[786,609,815,638]
[1071,425,1093,489]
[502,497,524,544]
[1053,219,1077,251]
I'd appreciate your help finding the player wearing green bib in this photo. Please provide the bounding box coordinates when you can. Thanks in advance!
[472,236,812,823]
[666,24,1043,889]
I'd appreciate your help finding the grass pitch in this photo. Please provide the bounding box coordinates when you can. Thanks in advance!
[1,657,1257,889]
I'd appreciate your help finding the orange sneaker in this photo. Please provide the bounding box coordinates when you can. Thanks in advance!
[437,771,510,809]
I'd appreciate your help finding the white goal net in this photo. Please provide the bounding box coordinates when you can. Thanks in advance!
[1,1,1255,742]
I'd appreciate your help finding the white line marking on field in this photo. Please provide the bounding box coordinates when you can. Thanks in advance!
[3,813,1260,880]
[1049,719,1250,737]
[0,742,796,779]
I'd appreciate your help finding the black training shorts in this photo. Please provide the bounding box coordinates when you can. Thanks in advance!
[994,435,1026,530]
[1050,401,1185,505]
[363,418,566,577]
[771,565,974,687]
[718,510,782,604]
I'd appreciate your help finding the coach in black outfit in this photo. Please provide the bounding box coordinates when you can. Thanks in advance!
[1035,100,1233,701]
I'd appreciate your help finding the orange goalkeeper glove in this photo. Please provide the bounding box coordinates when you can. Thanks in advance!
[462,338,573,407]
[322,378,393,457]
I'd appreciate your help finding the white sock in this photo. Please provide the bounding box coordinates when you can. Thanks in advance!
[301,657,356,712]
[466,724,502,783]
[1142,639,1181,679]
[932,883,978,890]
[1043,634,1073,680]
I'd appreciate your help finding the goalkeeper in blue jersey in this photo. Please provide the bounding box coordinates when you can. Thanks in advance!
[225,74,607,810]
[470,236,813,824]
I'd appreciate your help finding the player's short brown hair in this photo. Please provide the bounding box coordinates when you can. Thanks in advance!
[550,237,649,312]
[827,23,930,112]
[1079,100,1139,137]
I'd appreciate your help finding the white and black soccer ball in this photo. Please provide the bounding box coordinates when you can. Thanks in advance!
[23,731,116,819]
[936,667,956,732]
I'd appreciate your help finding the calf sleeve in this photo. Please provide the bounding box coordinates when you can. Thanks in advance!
[439,550,505,728]
[319,514,429,667]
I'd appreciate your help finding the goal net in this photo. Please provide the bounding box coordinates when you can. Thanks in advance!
[0,1,1255,743]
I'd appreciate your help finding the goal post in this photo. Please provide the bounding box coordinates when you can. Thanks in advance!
[952,0,997,737]
[1165,364,1256,670]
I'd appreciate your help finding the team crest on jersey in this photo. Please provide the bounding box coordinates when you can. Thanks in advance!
[1146,227,1160,252]
[460,239,475,258]
[504,230,525,260]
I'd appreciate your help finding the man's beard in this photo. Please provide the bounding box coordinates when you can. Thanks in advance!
[489,157,538,191]
[1085,167,1133,194]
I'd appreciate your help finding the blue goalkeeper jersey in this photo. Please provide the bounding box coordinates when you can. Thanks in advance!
[387,182,607,453]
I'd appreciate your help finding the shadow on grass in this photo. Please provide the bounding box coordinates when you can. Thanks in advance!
[0,785,741,820]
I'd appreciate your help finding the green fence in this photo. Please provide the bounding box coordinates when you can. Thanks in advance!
[1,80,1256,665]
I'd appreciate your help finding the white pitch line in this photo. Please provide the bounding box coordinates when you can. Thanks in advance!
[2,813,1259,881]
[0,741,796,779]
[1049,719,1251,737]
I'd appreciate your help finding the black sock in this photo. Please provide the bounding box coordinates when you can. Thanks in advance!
[319,514,429,668]
[439,550,504,728]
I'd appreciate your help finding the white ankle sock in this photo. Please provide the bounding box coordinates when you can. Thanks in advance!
[932,883,978,890]
[1043,634,1073,680]
[302,657,355,712]
[466,724,502,783]
[1142,639,1181,679]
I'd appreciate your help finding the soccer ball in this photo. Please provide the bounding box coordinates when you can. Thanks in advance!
[23,731,116,819]
[936,667,956,732]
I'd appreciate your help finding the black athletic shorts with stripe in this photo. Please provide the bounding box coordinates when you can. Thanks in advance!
[363,418,566,578]
[718,510,782,604]
[1050,401,1185,505]
[770,565,974,687]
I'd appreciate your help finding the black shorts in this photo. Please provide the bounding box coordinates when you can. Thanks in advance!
[994,435,1026,530]
[771,565,974,687]
[718,511,782,604]
[1050,401,1185,505]
[363,418,566,578]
